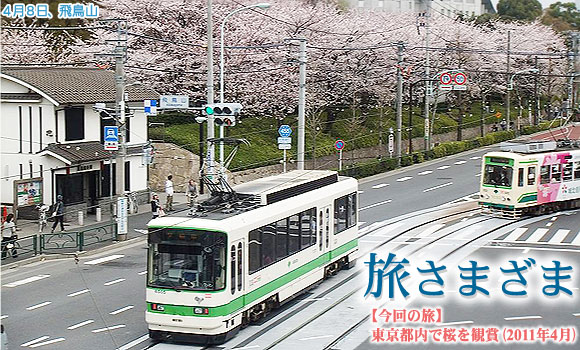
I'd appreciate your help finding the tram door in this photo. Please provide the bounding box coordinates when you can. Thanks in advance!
[230,239,245,297]
[318,205,332,261]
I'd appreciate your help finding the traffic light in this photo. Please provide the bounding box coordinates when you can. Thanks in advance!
[203,103,242,126]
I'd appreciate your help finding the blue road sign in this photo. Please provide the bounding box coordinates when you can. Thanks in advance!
[104,126,119,150]
[278,124,292,137]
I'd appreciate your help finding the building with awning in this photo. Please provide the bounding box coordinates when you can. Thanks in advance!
[1,67,159,219]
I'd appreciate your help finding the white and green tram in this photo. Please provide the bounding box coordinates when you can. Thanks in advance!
[146,170,358,344]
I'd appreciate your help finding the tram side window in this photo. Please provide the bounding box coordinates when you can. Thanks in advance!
[527,167,536,186]
[231,245,236,294]
[249,229,262,274]
[540,165,550,184]
[262,224,276,266]
[575,162,580,180]
[288,215,300,254]
[518,168,524,187]
[301,208,315,248]
[335,192,357,234]
[551,164,562,182]
[563,163,573,182]
[276,219,288,260]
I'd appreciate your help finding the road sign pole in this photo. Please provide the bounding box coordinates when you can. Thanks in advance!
[339,149,343,171]
[283,149,287,173]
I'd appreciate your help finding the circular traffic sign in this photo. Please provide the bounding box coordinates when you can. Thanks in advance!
[439,72,452,85]
[453,72,467,85]
[334,139,345,151]
[278,124,292,137]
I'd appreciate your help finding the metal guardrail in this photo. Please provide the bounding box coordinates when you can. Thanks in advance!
[1,222,117,261]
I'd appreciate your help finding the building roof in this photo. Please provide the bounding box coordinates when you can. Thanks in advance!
[40,141,114,165]
[1,67,159,105]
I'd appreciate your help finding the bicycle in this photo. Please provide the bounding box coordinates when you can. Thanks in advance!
[125,191,139,214]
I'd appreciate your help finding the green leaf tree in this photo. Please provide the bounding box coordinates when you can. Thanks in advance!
[497,0,543,21]
[542,2,580,31]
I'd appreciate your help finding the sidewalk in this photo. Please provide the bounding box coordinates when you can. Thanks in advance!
[1,193,205,268]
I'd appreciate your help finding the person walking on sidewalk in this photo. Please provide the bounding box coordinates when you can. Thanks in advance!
[51,195,65,233]
[151,193,163,219]
[186,179,198,209]
[165,175,174,211]
[1,213,18,259]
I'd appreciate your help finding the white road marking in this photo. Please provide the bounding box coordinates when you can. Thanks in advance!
[29,338,66,348]
[298,334,334,341]
[437,165,450,170]
[118,335,151,350]
[572,231,580,245]
[475,173,481,177]
[573,313,580,317]
[232,346,261,350]
[470,156,481,160]
[21,336,50,347]
[110,305,134,315]
[84,254,124,265]
[504,315,542,321]
[358,221,367,227]
[545,222,553,227]
[503,227,528,241]
[67,289,90,297]
[137,271,147,275]
[134,229,148,235]
[548,229,570,243]
[0,315,7,320]
[104,278,126,286]
[423,182,453,192]
[418,170,433,175]
[26,301,52,311]
[455,225,482,240]
[372,183,389,189]
[92,324,126,333]
[67,320,94,330]
[301,297,331,302]
[522,248,530,254]
[454,160,467,165]
[359,200,392,211]
[436,321,474,327]
[460,218,467,222]
[397,176,413,182]
[417,224,445,238]
[528,228,549,242]
[357,190,364,194]
[371,222,405,237]
[3,274,50,288]
[550,216,558,221]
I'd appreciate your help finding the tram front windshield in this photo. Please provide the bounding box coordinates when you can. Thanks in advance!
[483,164,513,187]
[148,228,226,291]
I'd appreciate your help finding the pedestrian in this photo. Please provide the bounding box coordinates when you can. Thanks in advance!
[500,119,507,131]
[491,124,499,132]
[165,175,174,211]
[151,193,162,219]
[186,179,198,208]
[1,213,17,259]
[51,194,65,233]
[1,323,7,350]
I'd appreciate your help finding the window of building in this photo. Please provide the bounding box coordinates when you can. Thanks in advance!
[56,173,84,204]
[563,163,573,181]
[65,107,85,141]
[335,193,357,234]
[527,166,536,185]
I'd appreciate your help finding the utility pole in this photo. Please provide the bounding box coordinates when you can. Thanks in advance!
[534,56,539,125]
[396,42,404,166]
[297,38,307,170]
[206,0,215,178]
[423,0,431,151]
[567,32,577,118]
[506,31,511,131]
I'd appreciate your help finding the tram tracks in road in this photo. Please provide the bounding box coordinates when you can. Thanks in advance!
[230,206,481,350]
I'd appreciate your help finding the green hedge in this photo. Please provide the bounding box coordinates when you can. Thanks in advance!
[339,123,552,179]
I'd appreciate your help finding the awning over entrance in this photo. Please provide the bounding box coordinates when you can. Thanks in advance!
[39,141,114,165]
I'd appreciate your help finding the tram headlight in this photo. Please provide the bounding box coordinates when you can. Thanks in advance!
[194,307,209,315]
[501,196,506,201]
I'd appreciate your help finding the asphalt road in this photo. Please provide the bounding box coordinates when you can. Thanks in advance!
[2,146,578,350]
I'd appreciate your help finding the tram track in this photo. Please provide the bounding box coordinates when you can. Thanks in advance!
[230,206,481,350]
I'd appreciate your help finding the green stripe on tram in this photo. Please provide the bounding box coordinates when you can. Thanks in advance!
[517,192,537,203]
[147,239,358,317]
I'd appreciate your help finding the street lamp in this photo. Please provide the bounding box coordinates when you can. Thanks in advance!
[506,68,538,132]
[218,3,271,169]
